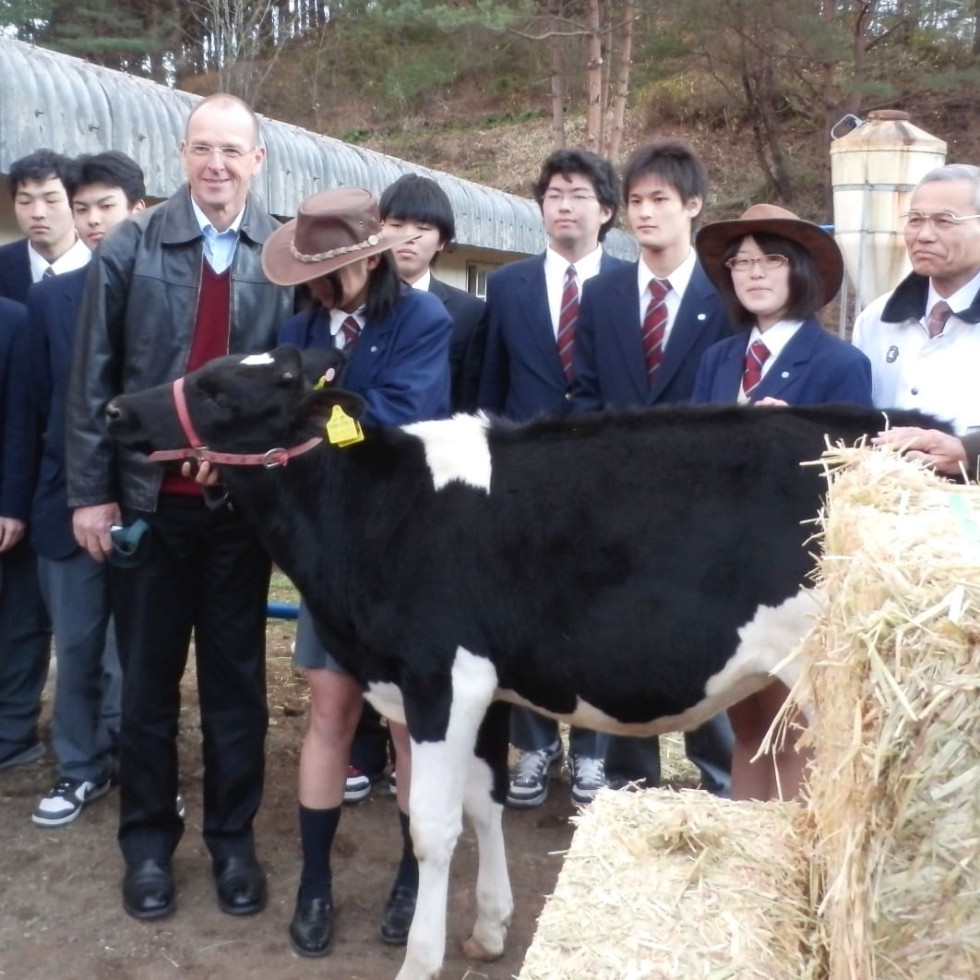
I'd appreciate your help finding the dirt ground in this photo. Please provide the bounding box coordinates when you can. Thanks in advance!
[0,618,696,980]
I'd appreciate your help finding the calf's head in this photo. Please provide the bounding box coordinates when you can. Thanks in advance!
[107,345,364,460]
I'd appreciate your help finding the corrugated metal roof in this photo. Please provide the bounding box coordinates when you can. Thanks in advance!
[0,37,637,259]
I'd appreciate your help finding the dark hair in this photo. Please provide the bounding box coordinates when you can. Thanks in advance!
[66,151,146,207]
[531,147,620,241]
[622,139,708,230]
[718,232,825,330]
[379,174,455,248]
[313,249,403,323]
[7,148,72,199]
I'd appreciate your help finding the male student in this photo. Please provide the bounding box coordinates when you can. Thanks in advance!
[343,174,489,804]
[478,147,627,808]
[23,152,146,826]
[0,149,87,302]
[572,138,735,796]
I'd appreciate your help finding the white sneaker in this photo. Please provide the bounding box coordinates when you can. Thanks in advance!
[32,776,112,827]
[569,754,605,806]
[344,766,375,804]
[506,740,562,809]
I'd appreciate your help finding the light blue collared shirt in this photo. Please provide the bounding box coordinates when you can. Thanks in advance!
[190,198,244,275]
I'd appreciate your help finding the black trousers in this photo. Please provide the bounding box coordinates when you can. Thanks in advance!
[111,495,271,864]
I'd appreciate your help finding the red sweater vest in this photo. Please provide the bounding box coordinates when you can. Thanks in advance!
[161,262,231,496]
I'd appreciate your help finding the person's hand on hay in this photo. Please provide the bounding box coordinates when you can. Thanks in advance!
[873,426,968,477]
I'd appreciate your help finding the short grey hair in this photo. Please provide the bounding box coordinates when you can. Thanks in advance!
[916,163,980,211]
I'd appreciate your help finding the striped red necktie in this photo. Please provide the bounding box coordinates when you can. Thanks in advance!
[556,265,579,382]
[340,315,361,351]
[642,278,670,382]
[742,339,770,398]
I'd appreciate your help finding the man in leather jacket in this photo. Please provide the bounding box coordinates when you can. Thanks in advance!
[66,94,294,922]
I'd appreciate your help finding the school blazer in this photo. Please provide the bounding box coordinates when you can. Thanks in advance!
[571,260,732,411]
[691,317,874,407]
[477,251,631,422]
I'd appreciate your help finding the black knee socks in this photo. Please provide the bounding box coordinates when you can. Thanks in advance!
[298,804,341,903]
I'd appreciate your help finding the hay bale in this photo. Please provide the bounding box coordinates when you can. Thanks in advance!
[790,446,980,980]
[519,788,819,979]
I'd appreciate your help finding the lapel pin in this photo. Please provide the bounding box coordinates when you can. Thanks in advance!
[781,371,790,379]
[886,345,899,363]
[697,313,707,321]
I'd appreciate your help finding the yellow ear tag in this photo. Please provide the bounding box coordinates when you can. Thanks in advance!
[325,404,364,447]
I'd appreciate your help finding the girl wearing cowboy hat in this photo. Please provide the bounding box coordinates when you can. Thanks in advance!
[262,187,453,957]
[692,203,873,802]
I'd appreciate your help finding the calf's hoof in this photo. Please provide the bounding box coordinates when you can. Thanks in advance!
[461,934,505,962]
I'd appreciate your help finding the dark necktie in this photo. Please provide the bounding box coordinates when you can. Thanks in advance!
[42,266,56,279]
[742,339,770,398]
[340,315,361,351]
[642,278,670,383]
[926,300,952,338]
[556,265,579,383]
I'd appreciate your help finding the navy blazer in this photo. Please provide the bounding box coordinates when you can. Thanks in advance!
[1,296,31,520]
[0,240,32,304]
[478,251,631,422]
[429,276,485,414]
[571,259,732,411]
[22,267,89,558]
[692,318,874,408]
[278,285,452,426]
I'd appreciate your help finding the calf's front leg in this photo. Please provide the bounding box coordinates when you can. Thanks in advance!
[395,648,499,980]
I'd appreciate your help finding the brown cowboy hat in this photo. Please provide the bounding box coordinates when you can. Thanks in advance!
[695,203,844,307]
[262,187,415,287]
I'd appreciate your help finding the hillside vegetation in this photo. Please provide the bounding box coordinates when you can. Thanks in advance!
[11,1,980,222]
[179,3,980,224]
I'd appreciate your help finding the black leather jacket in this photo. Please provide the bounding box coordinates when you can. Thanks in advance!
[66,184,294,512]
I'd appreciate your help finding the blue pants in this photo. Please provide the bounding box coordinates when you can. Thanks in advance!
[510,706,607,760]
[38,550,120,783]
[603,713,734,797]
[0,541,51,753]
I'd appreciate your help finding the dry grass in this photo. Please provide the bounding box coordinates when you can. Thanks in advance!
[784,445,980,980]
[520,788,817,980]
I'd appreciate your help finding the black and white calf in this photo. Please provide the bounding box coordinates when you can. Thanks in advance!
[106,345,937,980]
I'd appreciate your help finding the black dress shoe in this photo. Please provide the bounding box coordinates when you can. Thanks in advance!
[213,855,267,916]
[289,895,334,957]
[380,885,417,945]
[123,858,175,920]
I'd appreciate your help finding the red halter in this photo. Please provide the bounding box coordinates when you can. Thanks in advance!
[147,376,322,469]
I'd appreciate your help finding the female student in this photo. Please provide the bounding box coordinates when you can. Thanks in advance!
[693,203,873,801]
[261,187,452,957]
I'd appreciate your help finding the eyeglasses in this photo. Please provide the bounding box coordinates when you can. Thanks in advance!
[901,210,980,231]
[187,143,255,160]
[543,190,598,205]
[724,254,790,273]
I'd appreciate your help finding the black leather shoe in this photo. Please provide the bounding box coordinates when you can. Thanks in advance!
[380,885,417,945]
[122,858,175,920]
[213,855,267,916]
[289,895,334,957]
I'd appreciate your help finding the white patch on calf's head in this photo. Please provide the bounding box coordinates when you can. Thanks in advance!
[403,414,493,492]
[240,352,276,366]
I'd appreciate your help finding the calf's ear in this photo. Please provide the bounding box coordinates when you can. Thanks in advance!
[299,347,348,389]
[301,387,366,424]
